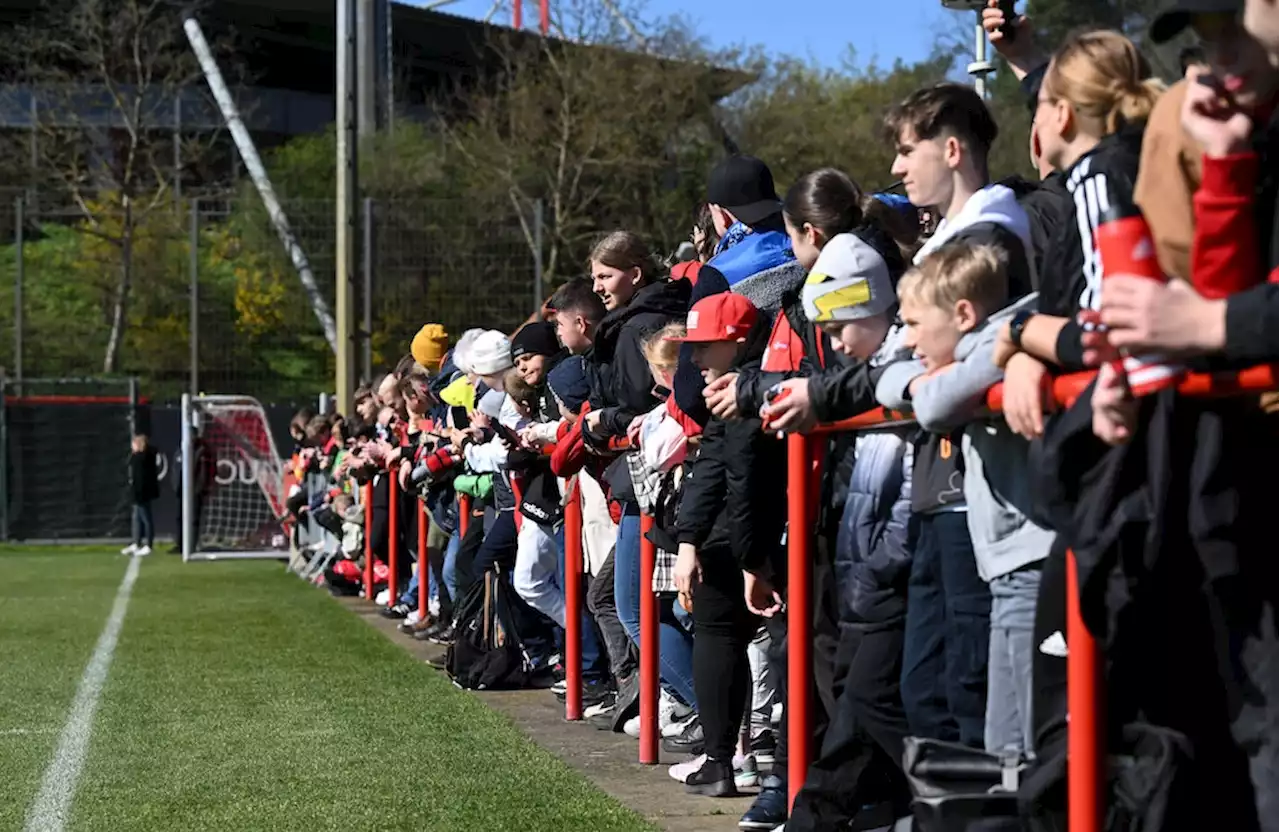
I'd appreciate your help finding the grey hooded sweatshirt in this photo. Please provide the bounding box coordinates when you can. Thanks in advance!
[877,295,1052,582]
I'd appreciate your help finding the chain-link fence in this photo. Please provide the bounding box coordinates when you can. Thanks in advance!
[0,191,542,407]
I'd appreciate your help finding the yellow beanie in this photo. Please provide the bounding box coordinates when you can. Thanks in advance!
[411,323,449,370]
[440,376,475,410]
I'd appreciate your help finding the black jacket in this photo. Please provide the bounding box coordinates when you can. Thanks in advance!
[130,447,160,503]
[674,319,787,576]
[999,172,1072,287]
[585,279,690,440]
[1039,125,1145,371]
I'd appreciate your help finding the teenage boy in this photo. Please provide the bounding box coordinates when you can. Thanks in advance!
[877,243,1049,756]
[877,82,1036,748]
[547,278,609,356]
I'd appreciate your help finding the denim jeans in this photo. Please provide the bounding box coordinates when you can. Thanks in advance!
[613,503,697,708]
[551,526,608,683]
[985,565,1041,755]
[901,510,991,747]
[132,502,154,548]
[442,532,461,606]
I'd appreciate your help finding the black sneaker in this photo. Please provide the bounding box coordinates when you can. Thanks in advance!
[556,676,613,705]
[662,718,704,756]
[749,729,777,766]
[685,757,737,797]
[427,624,456,645]
[739,777,787,830]
[425,653,449,671]
[380,602,413,620]
[610,671,640,732]
[413,622,446,642]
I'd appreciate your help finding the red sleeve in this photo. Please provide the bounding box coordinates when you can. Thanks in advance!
[1191,152,1262,298]
[550,420,588,477]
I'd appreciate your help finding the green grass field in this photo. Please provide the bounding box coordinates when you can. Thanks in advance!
[0,546,654,832]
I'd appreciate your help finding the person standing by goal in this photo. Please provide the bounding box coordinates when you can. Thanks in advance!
[123,434,160,557]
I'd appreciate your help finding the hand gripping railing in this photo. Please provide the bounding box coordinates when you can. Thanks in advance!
[785,363,1278,826]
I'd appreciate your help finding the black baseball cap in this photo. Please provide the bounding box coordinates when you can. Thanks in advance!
[1150,0,1242,44]
[707,155,782,226]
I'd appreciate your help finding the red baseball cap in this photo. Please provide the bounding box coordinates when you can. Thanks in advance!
[668,293,759,343]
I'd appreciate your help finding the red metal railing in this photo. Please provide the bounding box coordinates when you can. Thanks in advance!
[417,500,429,621]
[638,511,660,765]
[786,363,1277,825]
[362,480,374,600]
[564,481,585,721]
[387,474,399,606]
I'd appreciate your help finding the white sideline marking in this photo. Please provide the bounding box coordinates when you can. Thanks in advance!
[24,556,141,832]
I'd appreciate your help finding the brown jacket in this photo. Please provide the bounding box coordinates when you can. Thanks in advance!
[1134,79,1202,282]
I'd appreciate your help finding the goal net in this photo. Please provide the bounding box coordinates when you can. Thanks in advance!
[181,394,288,561]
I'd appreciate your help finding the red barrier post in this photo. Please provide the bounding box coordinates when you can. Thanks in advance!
[387,472,399,606]
[362,480,374,601]
[539,0,549,35]
[1068,550,1102,832]
[513,0,522,29]
[786,433,813,808]
[458,494,472,538]
[417,500,428,621]
[563,480,584,721]
[638,512,660,765]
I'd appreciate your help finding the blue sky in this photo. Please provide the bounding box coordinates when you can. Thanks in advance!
[402,0,967,70]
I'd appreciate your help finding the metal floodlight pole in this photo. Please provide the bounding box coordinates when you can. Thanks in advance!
[183,18,339,354]
[940,1,996,98]
[362,198,374,384]
[189,198,200,398]
[181,393,194,562]
[533,199,544,312]
[13,196,24,397]
[336,0,360,416]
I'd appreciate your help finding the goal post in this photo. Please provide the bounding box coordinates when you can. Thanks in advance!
[181,394,289,561]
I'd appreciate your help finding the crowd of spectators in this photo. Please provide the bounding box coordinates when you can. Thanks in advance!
[282,1,1278,828]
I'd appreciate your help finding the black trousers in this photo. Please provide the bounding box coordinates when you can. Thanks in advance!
[789,618,913,831]
[692,549,759,762]
[768,538,841,787]
[587,548,637,681]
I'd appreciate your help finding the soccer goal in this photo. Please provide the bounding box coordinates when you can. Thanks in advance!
[180,394,288,561]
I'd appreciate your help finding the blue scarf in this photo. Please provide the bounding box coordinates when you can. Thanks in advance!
[709,221,796,288]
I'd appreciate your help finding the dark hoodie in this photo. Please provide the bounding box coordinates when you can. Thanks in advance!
[585,278,691,440]
[674,316,787,576]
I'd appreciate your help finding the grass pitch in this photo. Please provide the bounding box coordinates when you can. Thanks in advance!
[0,546,654,832]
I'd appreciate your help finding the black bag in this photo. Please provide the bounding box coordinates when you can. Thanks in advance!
[519,467,563,527]
[1018,722,1194,832]
[446,568,531,690]
[902,737,1027,832]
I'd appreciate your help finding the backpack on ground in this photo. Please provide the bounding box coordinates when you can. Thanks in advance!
[446,568,531,690]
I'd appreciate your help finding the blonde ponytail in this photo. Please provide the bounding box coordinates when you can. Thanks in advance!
[1044,30,1163,136]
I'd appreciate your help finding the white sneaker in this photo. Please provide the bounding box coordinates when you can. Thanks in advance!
[375,589,390,606]
[659,688,693,729]
[733,753,759,788]
[662,710,698,739]
[120,544,137,556]
[134,546,151,557]
[404,610,422,626]
[667,753,707,784]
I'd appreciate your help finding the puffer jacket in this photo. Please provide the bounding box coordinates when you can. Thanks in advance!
[834,432,913,624]
[586,279,691,440]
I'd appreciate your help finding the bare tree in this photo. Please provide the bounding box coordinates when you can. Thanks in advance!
[442,0,750,280]
[9,0,232,373]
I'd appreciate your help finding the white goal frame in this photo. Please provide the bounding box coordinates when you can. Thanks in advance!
[181,394,288,562]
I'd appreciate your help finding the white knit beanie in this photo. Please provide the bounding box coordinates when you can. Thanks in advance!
[469,329,513,376]
[452,328,485,375]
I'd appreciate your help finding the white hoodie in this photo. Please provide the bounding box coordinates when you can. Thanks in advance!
[914,184,1036,285]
